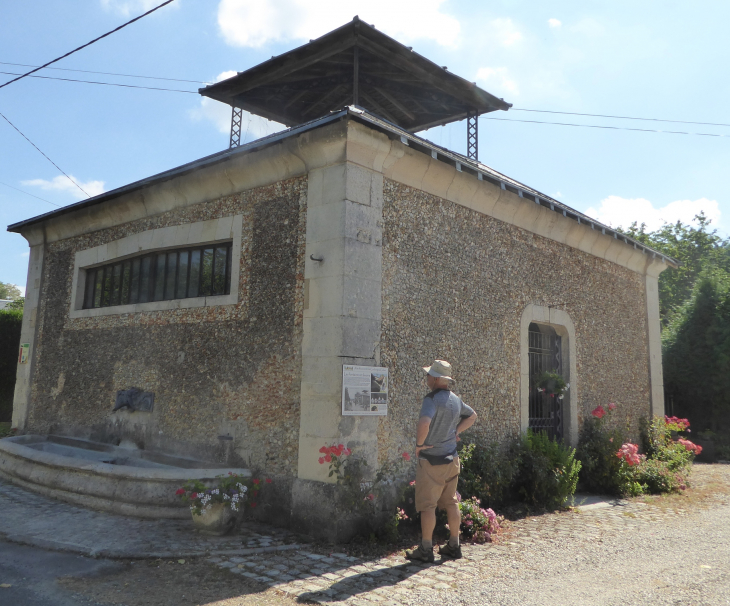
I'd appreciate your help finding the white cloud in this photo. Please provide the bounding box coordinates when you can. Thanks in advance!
[100,0,178,17]
[489,18,523,47]
[475,67,519,96]
[216,0,461,48]
[585,196,721,231]
[188,71,285,140]
[548,18,562,28]
[22,176,106,200]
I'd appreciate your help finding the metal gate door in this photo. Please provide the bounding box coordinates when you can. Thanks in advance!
[528,323,563,441]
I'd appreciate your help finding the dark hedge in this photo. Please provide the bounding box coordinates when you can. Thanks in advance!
[0,310,22,422]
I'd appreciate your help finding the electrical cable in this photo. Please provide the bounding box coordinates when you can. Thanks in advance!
[0,0,178,91]
[0,61,210,85]
[512,108,730,128]
[480,116,728,138]
[0,111,90,197]
[0,70,197,93]
[0,181,61,207]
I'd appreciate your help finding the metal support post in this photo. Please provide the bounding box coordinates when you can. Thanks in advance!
[353,46,360,106]
[467,112,478,161]
[229,107,243,148]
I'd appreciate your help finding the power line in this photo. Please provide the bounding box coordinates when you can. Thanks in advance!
[513,108,730,128]
[480,116,728,138]
[0,61,210,85]
[0,111,90,197]
[0,70,197,94]
[0,0,178,91]
[0,181,61,207]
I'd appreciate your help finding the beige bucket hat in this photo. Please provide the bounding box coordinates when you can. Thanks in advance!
[422,359,453,380]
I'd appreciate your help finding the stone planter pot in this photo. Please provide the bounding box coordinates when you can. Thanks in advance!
[191,503,237,536]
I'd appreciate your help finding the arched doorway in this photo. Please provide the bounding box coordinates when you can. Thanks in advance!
[528,322,564,441]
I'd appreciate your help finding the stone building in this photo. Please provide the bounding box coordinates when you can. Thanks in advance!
[7,19,673,537]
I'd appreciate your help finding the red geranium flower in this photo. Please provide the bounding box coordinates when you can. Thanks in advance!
[318,457,325,464]
[253,479,260,485]
[324,453,332,462]
[250,502,257,508]
[175,488,185,495]
[319,446,329,454]
[191,493,197,499]
[265,478,272,484]
[592,405,606,419]
[608,402,617,411]
[401,452,411,461]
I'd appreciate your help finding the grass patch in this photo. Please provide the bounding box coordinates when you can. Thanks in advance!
[0,422,13,438]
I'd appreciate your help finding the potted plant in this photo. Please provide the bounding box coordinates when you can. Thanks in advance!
[175,473,269,535]
[534,371,570,400]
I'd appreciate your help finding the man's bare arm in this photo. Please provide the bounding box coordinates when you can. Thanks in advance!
[456,412,477,439]
[415,416,433,457]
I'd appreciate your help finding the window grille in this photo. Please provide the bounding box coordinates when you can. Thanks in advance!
[82,242,232,309]
[528,322,564,441]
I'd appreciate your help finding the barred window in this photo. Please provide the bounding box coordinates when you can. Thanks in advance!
[82,243,232,309]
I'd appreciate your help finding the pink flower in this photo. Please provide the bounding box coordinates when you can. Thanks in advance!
[318,457,325,465]
[364,494,375,502]
[592,405,606,419]
[608,402,617,411]
[319,446,329,454]
[402,452,411,461]
[409,480,416,486]
[324,454,332,463]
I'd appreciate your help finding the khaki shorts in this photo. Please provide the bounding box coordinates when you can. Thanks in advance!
[414,456,460,512]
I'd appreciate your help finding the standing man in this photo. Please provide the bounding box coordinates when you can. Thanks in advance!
[406,360,477,562]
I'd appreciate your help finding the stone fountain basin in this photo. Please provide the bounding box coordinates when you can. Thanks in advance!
[0,435,250,519]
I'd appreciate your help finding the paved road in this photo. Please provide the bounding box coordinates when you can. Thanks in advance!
[0,464,728,605]
[0,541,118,606]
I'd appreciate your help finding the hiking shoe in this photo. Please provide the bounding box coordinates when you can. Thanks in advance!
[438,542,462,559]
[405,544,434,563]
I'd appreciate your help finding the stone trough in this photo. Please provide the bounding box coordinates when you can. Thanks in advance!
[0,435,250,519]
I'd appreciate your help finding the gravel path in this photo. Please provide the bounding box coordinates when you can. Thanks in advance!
[208,464,730,606]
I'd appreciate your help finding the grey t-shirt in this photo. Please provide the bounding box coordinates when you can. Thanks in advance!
[419,389,475,458]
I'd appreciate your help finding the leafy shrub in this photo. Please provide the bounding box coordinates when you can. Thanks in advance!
[576,403,628,495]
[0,310,23,422]
[642,416,699,474]
[458,442,517,509]
[634,459,685,494]
[512,430,581,511]
[456,496,503,543]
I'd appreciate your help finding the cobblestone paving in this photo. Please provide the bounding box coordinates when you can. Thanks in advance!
[207,497,685,605]
[0,480,299,558]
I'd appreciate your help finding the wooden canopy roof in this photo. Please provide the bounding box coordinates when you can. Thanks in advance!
[199,17,511,132]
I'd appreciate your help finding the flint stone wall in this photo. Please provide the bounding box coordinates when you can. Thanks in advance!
[25,177,307,477]
[378,179,651,453]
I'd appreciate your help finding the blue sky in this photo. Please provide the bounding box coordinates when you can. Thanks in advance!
[2,0,729,293]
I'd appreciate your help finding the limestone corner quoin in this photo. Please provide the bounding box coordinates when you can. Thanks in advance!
[6,113,671,541]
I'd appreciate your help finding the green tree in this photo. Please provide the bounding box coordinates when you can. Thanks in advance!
[0,282,22,301]
[662,269,730,433]
[623,213,730,324]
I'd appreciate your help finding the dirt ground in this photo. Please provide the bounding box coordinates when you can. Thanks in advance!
[59,558,296,606]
